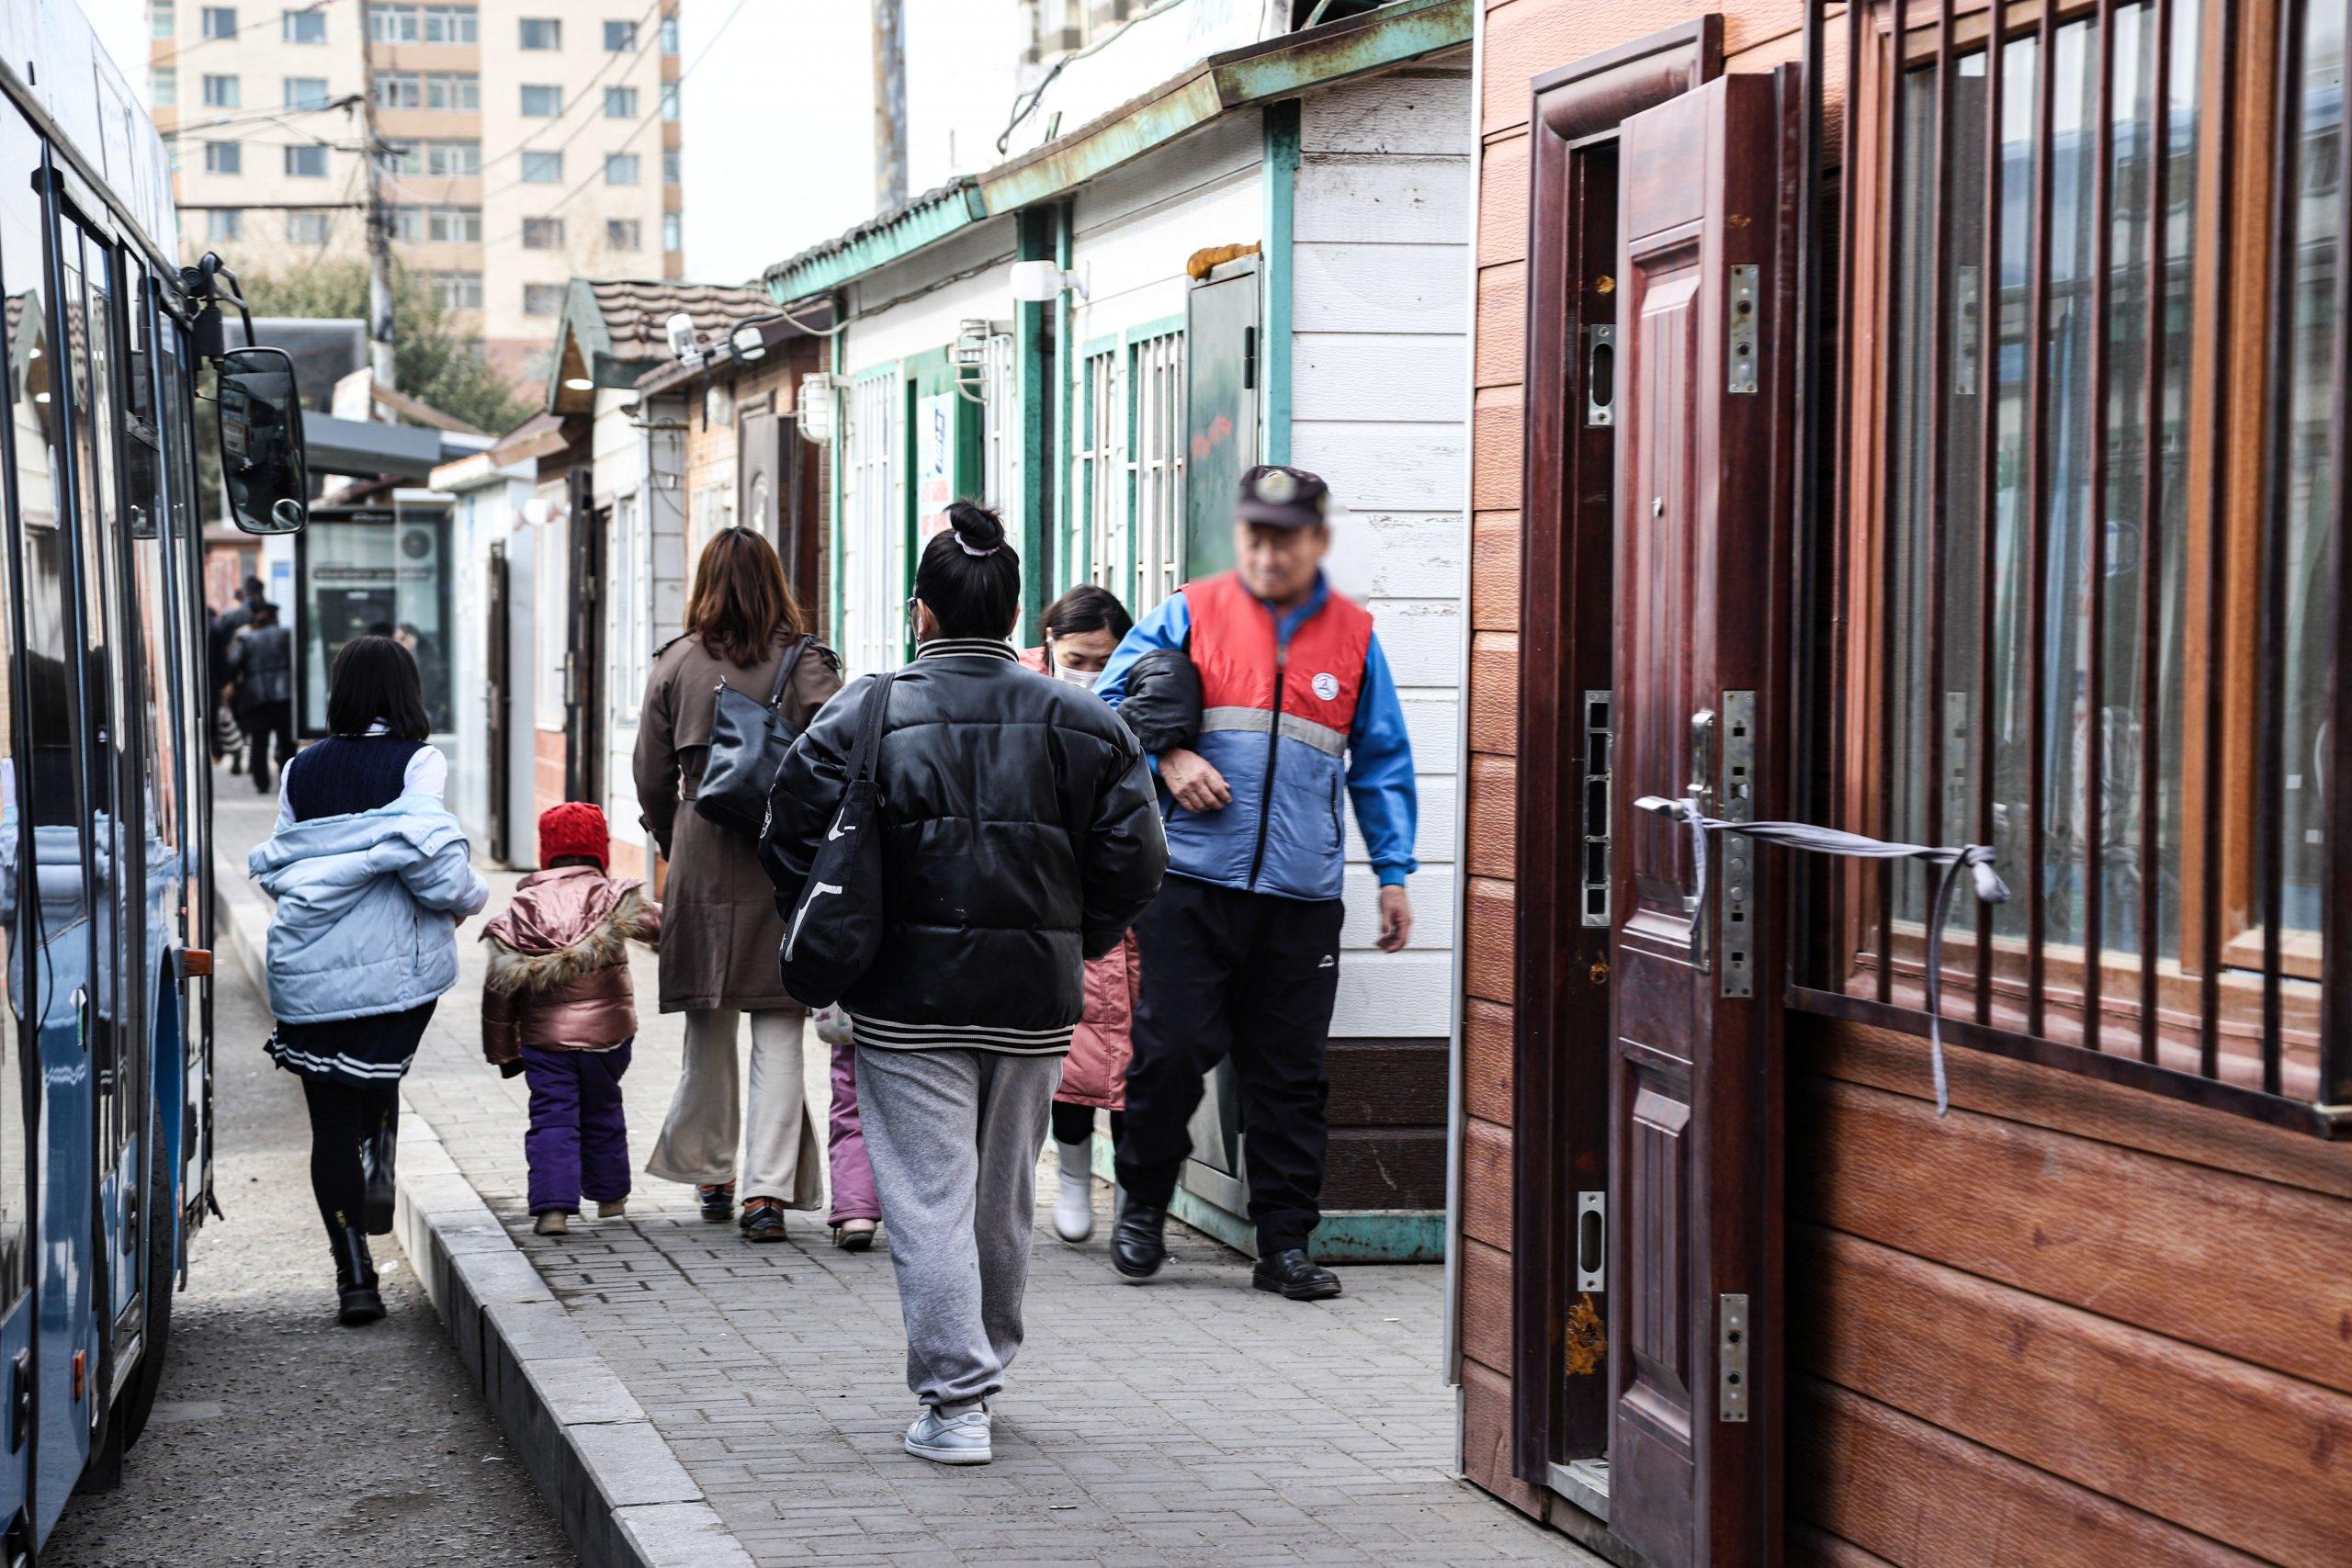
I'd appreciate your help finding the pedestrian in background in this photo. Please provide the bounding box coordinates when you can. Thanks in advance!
[635,527,842,1241]
[816,1006,878,1251]
[1018,584,1138,1244]
[230,600,295,792]
[248,635,488,1327]
[481,803,662,1237]
[763,502,1166,1465]
[213,574,264,773]
[1098,466,1418,1303]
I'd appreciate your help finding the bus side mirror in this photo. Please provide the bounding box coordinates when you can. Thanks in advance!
[216,346,308,536]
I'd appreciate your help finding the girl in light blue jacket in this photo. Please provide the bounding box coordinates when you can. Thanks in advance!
[248,636,487,1326]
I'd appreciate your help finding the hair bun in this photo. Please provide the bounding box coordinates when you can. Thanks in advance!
[946,500,1005,555]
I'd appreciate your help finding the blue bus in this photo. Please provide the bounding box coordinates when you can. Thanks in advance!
[0,4,311,1553]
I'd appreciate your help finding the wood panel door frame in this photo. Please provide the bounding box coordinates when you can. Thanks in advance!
[1510,14,1724,1495]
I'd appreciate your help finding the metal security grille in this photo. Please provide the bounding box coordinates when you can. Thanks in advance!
[845,370,905,677]
[1128,330,1186,615]
[1076,348,1121,595]
[983,333,1020,515]
[1796,0,2349,1129]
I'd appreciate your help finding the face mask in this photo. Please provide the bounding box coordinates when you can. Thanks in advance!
[1057,664,1100,691]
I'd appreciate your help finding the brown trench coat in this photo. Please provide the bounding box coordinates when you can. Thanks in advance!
[632,630,843,1013]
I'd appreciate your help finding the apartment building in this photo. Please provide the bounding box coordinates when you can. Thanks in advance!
[151,0,684,395]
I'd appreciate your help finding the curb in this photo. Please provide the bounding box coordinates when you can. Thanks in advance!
[215,871,749,1568]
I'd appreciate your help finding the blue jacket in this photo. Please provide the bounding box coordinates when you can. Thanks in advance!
[1098,576,1417,900]
[248,795,490,1024]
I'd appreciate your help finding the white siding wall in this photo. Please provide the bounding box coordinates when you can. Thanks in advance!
[592,392,650,855]
[1295,66,1475,1042]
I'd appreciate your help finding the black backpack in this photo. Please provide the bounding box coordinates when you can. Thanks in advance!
[776,671,895,1009]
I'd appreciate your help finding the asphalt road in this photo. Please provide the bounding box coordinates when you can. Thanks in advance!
[43,890,575,1567]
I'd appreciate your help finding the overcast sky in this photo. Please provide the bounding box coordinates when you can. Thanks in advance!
[86,0,1023,284]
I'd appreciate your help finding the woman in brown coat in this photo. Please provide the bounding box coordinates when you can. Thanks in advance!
[634,528,842,1241]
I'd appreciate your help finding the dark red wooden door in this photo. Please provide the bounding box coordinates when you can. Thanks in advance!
[1605,71,1794,1568]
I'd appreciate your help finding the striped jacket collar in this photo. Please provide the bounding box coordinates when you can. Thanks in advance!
[914,637,1019,663]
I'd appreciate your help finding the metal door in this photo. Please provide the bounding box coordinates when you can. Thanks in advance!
[1182,258,1258,581]
[1604,72,1795,1568]
[486,541,510,864]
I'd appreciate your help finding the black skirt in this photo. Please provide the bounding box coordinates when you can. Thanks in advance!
[266,1000,437,1088]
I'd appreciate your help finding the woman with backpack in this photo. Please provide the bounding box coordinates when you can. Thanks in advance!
[248,636,489,1326]
[634,527,842,1242]
[763,502,1166,1465]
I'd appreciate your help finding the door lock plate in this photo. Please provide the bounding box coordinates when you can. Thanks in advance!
[1584,324,1617,427]
[1727,265,1759,395]
[1718,1292,1750,1422]
[1575,1190,1605,1292]
[1719,690,1756,998]
[1581,690,1612,927]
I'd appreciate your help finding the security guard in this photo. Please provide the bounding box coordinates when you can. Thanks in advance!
[1096,465,1416,1301]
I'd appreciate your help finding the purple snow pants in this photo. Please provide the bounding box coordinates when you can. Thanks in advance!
[828,1039,880,1224]
[522,1041,633,1215]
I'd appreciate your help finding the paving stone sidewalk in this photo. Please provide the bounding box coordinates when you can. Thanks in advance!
[220,792,1595,1566]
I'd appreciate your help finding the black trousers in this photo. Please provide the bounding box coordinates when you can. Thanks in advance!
[1115,874,1344,1254]
[1049,1100,1125,1147]
[301,1074,399,1238]
[244,699,294,790]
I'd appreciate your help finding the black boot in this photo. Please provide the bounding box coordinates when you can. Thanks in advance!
[334,1225,385,1326]
[1252,1247,1342,1301]
[1109,1201,1167,1280]
[359,1116,398,1236]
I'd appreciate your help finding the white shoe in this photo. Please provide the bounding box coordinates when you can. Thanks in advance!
[905,1406,991,1464]
[1052,1139,1095,1243]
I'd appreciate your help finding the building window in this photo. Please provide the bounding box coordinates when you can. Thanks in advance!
[398,203,481,242]
[202,73,239,108]
[522,217,563,250]
[287,210,331,244]
[663,150,680,185]
[662,211,681,253]
[282,6,325,42]
[151,2,174,39]
[603,152,639,186]
[430,139,480,174]
[660,15,678,53]
[284,143,327,177]
[200,6,236,39]
[283,75,330,109]
[429,271,482,310]
[518,17,560,50]
[151,67,176,107]
[373,73,417,108]
[660,84,680,121]
[378,141,420,175]
[523,283,565,316]
[604,18,635,51]
[203,141,241,175]
[605,219,640,250]
[604,85,637,118]
[519,84,561,118]
[207,209,241,241]
[521,150,562,184]
[428,72,478,109]
[424,5,474,42]
[368,4,475,43]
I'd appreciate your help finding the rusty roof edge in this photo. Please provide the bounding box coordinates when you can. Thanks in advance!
[762,0,1470,309]
[978,0,1471,215]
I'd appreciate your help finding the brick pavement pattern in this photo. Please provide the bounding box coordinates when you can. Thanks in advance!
[225,793,1594,1566]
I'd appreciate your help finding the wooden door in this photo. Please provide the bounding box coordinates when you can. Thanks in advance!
[563,471,605,807]
[1605,71,1795,1568]
[486,541,510,864]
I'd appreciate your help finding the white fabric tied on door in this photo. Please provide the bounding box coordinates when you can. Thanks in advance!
[1633,796,2010,1117]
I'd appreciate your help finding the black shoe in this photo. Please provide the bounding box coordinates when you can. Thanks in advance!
[333,1225,386,1326]
[698,1184,735,1224]
[359,1117,398,1236]
[1252,1248,1341,1301]
[741,1200,787,1243]
[1110,1201,1167,1280]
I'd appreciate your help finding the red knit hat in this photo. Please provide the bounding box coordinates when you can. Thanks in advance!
[538,802,609,871]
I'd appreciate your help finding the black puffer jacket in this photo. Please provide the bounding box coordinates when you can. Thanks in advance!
[762,637,1167,1051]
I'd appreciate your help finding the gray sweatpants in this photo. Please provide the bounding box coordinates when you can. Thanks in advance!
[854,1044,1061,1413]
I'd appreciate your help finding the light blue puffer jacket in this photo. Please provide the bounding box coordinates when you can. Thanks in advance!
[248,795,490,1025]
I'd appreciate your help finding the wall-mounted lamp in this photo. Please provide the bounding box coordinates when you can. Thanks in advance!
[796,372,837,444]
[562,375,595,392]
[666,310,705,367]
[1009,259,1087,304]
[731,321,770,361]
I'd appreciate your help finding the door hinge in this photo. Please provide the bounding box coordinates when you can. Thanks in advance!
[1581,690,1613,927]
[1718,1293,1750,1422]
[1719,690,1756,998]
[1727,265,1759,395]
[1575,1190,1605,1292]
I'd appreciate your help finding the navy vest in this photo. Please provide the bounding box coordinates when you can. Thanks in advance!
[285,736,424,823]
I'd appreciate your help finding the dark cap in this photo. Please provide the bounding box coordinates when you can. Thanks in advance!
[1236,465,1330,529]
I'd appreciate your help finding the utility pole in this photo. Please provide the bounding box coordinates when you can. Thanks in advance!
[872,0,908,212]
[357,13,397,388]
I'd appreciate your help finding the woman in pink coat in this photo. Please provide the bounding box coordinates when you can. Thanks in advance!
[1020,585,1137,1243]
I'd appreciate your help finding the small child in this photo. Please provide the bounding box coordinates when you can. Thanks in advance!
[482,803,662,1236]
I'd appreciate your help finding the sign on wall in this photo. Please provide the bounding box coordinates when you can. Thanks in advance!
[916,391,956,537]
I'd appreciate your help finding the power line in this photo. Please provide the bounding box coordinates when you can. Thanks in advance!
[152,0,354,60]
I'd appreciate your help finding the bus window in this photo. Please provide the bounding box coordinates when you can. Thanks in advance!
[125,279,181,1184]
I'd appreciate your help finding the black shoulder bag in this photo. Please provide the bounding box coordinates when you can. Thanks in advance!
[778,670,895,1009]
[696,635,812,838]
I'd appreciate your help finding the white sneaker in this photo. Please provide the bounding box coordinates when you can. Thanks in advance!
[905,1406,991,1465]
[1052,1139,1095,1243]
